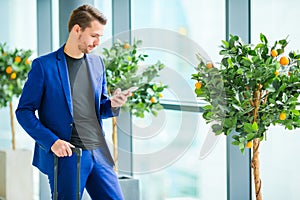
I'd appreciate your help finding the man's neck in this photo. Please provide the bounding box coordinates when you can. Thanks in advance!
[64,42,84,59]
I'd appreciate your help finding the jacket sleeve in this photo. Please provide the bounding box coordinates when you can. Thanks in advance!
[15,58,59,152]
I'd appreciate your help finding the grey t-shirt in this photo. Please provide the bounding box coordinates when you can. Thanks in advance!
[65,53,105,150]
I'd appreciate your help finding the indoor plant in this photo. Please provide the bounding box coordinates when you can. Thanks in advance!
[0,43,32,150]
[102,39,167,172]
[0,43,33,199]
[192,34,300,200]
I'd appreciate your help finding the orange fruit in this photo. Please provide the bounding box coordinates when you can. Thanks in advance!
[123,43,130,49]
[279,112,287,120]
[14,56,21,63]
[274,71,279,76]
[271,49,278,57]
[158,93,163,98]
[246,141,253,148]
[279,56,289,66]
[6,66,13,74]
[195,82,202,89]
[150,97,156,103]
[25,58,31,65]
[206,62,213,69]
[10,72,17,79]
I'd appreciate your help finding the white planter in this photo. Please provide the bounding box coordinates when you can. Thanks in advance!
[0,149,33,200]
[119,176,140,200]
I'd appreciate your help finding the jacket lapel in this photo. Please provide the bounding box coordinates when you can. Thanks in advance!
[56,46,73,117]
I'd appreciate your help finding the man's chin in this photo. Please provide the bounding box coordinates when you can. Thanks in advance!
[86,47,95,54]
[83,49,92,54]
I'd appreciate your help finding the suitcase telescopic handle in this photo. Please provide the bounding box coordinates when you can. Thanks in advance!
[53,147,82,200]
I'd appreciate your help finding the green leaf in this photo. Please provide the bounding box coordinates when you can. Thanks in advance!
[239,142,245,154]
[260,33,268,44]
[244,123,254,133]
[203,111,213,120]
[212,123,223,135]
[203,105,213,111]
[247,133,255,140]
[224,118,233,128]
[236,68,244,74]
[221,40,229,49]
[278,39,288,47]
[292,110,300,116]
[248,50,257,56]
[232,104,242,111]
[252,122,258,131]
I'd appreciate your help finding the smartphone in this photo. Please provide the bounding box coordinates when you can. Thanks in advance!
[122,86,139,94]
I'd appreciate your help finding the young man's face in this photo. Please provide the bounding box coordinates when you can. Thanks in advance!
[77,20,104,54]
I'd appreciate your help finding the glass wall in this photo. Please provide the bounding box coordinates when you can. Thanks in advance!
[132,110,227,200]
[251,0,300,199]
[131,0,227,199]
[0,0,37,151]
[0,0,38,199]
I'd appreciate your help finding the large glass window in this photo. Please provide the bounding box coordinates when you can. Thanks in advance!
[0,1,38,199]
[132,110,226,200]
[131,0,227,199]
[95,0,113,46]
[0,0,37,151]
[252,0,300,199]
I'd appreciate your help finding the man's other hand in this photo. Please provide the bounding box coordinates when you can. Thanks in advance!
[51,139,75,157]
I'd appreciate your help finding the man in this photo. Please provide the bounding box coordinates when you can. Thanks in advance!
[16,4,129,200]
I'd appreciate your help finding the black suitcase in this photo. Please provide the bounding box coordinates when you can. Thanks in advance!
[53,148,82,200]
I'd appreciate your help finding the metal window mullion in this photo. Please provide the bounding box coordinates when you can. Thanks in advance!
[112,0,133,176]
[226,0,252,200]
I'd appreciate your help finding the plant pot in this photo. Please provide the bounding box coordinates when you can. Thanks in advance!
[119,176,140,200]
[82,176,140,200]
[0,149,33,200]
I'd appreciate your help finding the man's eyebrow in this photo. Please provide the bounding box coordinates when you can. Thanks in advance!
[92,33,103,37]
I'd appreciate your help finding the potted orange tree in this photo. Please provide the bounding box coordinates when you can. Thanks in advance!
[0,43,33,199]
[192,34,300,200]
[0,43,32,150]
[102,39,167,171]
[102,39,167,199]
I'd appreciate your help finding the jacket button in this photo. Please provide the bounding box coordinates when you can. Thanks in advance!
[70,123,73,127]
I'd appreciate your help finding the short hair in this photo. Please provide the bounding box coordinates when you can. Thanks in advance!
[68,4,107,33]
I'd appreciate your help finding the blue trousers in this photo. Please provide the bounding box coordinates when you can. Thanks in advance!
[48,148,124,200]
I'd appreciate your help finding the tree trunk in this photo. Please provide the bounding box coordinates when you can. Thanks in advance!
[112,116,118,172]
[252,89,262,200]
[252,138,262,200]
[9,101,16,150]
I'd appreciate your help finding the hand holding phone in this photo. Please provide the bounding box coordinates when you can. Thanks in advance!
[122,86,139,94]
[110,87,139,107]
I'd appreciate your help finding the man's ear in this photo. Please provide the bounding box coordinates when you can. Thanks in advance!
[72,24,81,34]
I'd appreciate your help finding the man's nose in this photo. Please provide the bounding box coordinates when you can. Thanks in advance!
[94,38,100,46]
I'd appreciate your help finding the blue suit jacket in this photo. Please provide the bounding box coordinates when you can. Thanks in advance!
[16,45,117,174]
